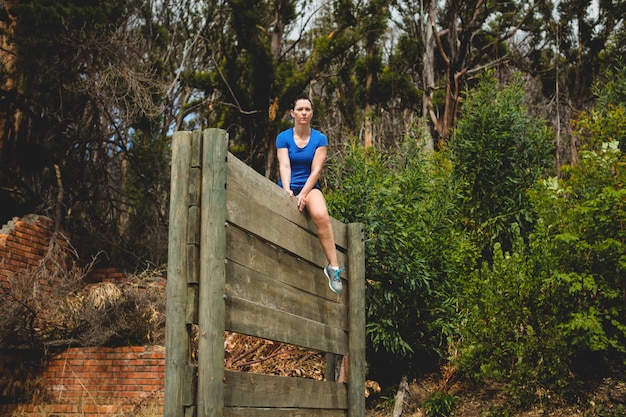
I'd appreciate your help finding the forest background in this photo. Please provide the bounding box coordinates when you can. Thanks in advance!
[1,0,625,415]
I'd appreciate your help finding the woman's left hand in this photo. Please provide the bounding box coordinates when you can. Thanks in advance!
[297,193,307,211]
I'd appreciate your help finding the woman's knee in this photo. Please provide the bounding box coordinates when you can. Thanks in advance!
[306,190,330,222]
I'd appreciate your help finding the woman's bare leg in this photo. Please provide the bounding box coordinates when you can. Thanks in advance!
[305,189,339,267]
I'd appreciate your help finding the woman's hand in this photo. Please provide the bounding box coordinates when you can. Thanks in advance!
[297,193,307,211]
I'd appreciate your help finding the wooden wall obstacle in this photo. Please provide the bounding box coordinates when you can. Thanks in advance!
[164,128,365,417]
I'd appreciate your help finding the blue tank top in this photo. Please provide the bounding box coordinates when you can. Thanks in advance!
[276,128,328,191]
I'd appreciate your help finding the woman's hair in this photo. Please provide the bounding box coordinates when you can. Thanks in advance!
[291,94,312,110]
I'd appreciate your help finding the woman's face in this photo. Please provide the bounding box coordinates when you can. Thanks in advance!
[291,99,313,126]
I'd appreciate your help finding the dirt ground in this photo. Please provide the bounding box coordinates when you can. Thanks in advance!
[365,373,626,417]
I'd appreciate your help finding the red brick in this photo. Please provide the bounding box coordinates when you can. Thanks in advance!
[128,346,146,353]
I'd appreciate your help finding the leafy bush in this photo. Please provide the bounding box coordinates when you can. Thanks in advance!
[423,391,458,417]
[454,66,626,406]
[576,63,626,152]
[454,223,572,406]
[450,71,553,257]
[326,134,472,382]
[530,141,626,373]
[455,70,626,405]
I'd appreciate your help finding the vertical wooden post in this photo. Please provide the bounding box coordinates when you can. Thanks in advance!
[325,353,337,381]
[197,128,229,417]
[348,222,366,417]
[165,131,193,417]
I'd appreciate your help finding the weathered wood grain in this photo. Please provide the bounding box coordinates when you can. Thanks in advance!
[165,130,193,417]
[225,408,346,417]
[226,224,346,303]
[226,260,348,330]
[225,295,348,355]
[227,151,348,251]
[347,223,366,417]
[197,128,229,417]
[224,370,347,409]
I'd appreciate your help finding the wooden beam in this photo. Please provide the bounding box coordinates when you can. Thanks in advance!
[348,223,366,417]
[224,370,347,409]
[227,151,348,251]
[225,295,348,355]
[225,408,346,417]
[165,131,193,417]
[226,225,345,303]
[226,260,348,329]
[197,128,229,417]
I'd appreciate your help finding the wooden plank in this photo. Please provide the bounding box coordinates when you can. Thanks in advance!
[326,353,338,382]
[187,242,200,285]
[225,408,346,417]
[197,128,229,417]
[189,129,202,205]
[226,186,347,269]
[165,131,193,417]
[190,130,203,167]
[189,166,202,208]
[226,260,348,330]
[185,284,199,325]
[347,223,366,417]
[183,364,198,406]
[225,295,348,355]
[226,225,346,303]
[224,370,347,409]
[187,205,200,286]
[227,152,348,251]
[188,192,201,246]
[185,406,197,417]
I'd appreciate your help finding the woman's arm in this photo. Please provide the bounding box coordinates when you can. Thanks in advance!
[277,147,293,195]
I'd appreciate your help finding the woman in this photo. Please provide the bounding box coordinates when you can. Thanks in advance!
[276,95,344,293]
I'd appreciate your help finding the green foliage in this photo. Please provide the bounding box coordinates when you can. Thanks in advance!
[326,133,473,382]
[454,64,626,409]
[455,223,572,406]
[423,391,458,417]
[450,72,553,256]
[531,141,626,369]
[455,142,625,404]
[575,63,626,152]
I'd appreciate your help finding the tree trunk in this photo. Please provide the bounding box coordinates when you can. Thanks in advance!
[364,40,376,147]
[0,1,22,166]
[392,375,409,417]
[421,0,435,152]
[265,0,288,178]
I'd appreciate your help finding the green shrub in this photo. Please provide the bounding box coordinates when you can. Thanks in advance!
[455,223,572,407]
[326,134,471,381]
[450,71,553,257]
[423,391,458,417]
[530,141,626,373]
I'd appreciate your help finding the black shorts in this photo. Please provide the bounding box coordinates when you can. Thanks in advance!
[292,185,320,196]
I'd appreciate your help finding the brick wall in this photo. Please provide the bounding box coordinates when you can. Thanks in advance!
[0,216,165,416]
[0,214,56,291]
[0,346,165,417]
[0,214,124,288]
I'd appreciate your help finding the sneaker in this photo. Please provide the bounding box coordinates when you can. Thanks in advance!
[324,265,344,293]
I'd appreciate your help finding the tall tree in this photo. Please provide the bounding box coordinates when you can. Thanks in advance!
[425,0,543,147]
[392,0,542,149]
[0,0,25,220]
[0,0,172,267]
